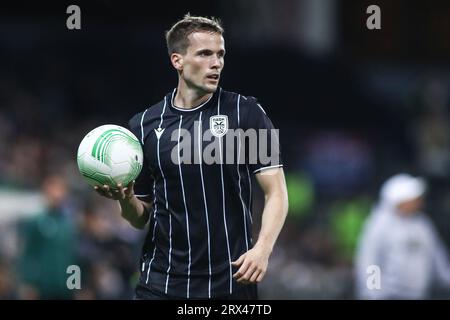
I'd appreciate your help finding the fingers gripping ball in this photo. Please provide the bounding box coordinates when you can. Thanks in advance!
[77,124,143,189]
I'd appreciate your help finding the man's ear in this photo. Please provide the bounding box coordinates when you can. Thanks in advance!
[171,53,183,71]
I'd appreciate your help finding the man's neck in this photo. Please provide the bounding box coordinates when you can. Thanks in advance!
[174,82,212,109]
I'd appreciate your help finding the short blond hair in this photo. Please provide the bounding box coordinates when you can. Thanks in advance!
[165,13,224,55]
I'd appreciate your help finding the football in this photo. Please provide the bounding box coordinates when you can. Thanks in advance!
[77,124,143,189]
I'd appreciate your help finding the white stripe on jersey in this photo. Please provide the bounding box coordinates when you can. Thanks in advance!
[256,103,267,115]
[246,166,253,226]
[170,88,176,106]
[140,108,149,144]
[151,181,157,243]
[158,97,167,128]
[253,164,283,174]
[152,97,171,293]
[217,88,233,294]
[177,115,192,298]
[198,111,212,298]
[146,180,157,284]
[144,98,168,283]
[236,94,249,251]
[147,246,157,284]
[158,98,169,210]
[164,211,173,293]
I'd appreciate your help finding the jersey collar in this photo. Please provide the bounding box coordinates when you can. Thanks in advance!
[168,87,219,114]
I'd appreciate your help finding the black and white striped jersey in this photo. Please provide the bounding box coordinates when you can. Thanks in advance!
[128,87,282,299]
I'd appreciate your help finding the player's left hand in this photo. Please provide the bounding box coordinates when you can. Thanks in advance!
[231,246,271,284]
[94,180,135,201]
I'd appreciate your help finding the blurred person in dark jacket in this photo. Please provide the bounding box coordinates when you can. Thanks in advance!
[17,174,77,299]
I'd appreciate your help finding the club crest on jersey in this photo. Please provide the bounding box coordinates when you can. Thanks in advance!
[209,115,228,137]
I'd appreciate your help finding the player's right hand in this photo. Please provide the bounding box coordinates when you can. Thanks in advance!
[94,180,135,201]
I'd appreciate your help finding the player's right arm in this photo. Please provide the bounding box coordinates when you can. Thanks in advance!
[95,181,152,229]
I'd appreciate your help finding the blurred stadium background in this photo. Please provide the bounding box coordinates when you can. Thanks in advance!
[1,0,450,299]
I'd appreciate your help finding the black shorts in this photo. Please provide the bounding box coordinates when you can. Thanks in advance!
[134,283,258,300]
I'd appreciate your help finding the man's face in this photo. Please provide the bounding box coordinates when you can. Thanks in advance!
[42,176,68,209]
[397,196,424,216]
[176,31,225,94]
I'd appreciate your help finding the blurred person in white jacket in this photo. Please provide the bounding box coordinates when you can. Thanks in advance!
[355,173,450,299]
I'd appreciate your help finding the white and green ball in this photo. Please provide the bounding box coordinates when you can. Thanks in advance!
[77,124,143,189]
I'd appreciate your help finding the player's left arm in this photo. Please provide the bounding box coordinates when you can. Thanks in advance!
[232,167,288,284]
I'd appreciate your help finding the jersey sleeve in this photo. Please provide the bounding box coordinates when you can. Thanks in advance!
[241,96,283,174]
[128,112,154,201]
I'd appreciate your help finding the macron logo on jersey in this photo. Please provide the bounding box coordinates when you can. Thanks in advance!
[154,127,165,139]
